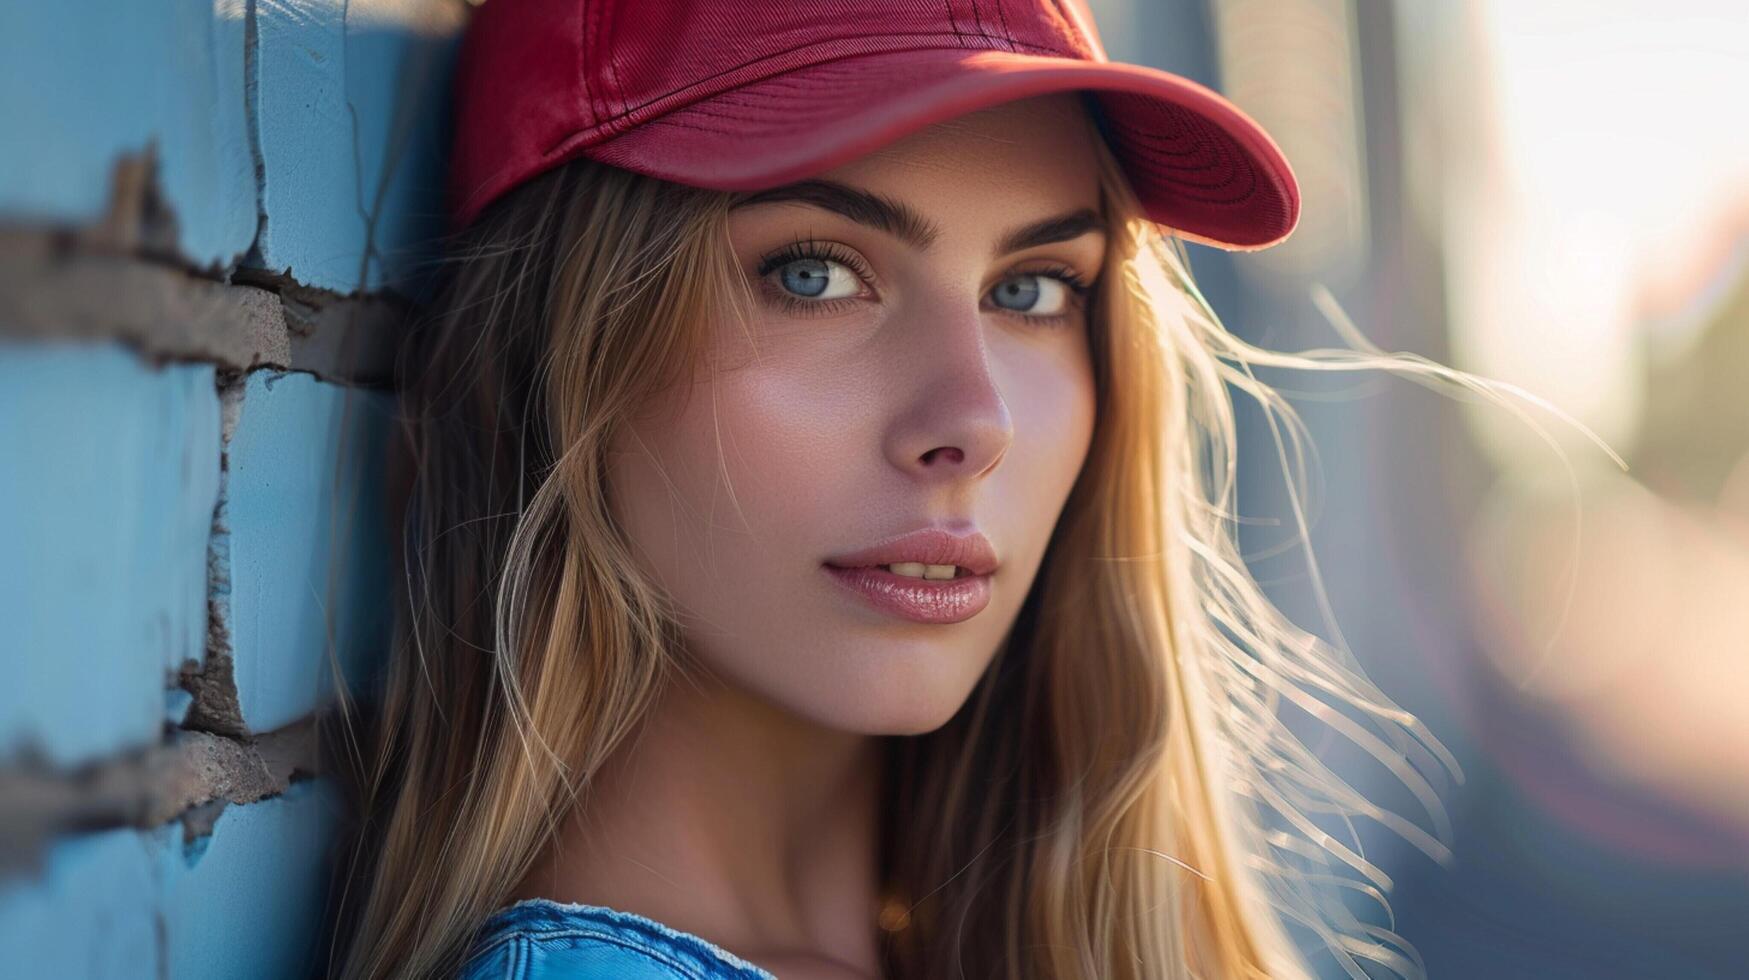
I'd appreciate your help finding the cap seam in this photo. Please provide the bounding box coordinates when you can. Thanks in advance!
[582,0,604,133]
[943,0,966,48]
[1046,0,1099,59]
[458,36,1047,224]
[598,0,627,120]
[573,31,1062,148]
[458,35,1065,223]
[991,0,1018,52]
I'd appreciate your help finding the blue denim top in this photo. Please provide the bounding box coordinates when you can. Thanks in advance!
[458,899,779,980]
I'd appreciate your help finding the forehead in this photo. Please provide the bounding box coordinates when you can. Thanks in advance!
[815,93,1104,212]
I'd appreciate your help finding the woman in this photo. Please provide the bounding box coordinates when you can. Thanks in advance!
[328,2,1457,978]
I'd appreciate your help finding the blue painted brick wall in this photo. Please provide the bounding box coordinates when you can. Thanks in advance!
[222,371,395,733]
[0,344,219,767]
[0,1,256,269]
[0,2,463,976]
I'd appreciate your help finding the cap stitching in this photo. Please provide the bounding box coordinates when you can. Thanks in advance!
[1108,136,1246,180]
[599,0,627,119]
[459,36,1058,222]
[582,0,604,126]
[1110,128,1228,163]
[992,0,1017,53]
[942,1,965,49]
[1104,110,1235,153]
[1122,154,1260,204]
[577,32,1062,144]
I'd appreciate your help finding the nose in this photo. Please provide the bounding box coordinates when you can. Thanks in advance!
[883,300,1014,483]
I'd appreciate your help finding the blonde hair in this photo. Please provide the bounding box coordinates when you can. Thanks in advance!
[325,120,1458,979]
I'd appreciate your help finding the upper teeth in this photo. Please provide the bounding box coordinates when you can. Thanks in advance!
[887,562,960,580]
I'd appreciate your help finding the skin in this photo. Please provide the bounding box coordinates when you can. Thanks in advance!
[512,93,1107,978]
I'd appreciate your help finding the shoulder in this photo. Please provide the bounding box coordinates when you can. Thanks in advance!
[458,899,777,980]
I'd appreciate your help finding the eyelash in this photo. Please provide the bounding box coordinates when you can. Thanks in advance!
[754,240,1094,326]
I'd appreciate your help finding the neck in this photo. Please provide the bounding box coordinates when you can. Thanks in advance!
[512,667,885,973]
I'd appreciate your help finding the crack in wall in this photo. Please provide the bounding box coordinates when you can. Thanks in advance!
[0,156,400,874]
[0,140,408,386]
[0,719,319,878]
[178,374,249,741]
[0,225,403,386]
[241,0,271,275]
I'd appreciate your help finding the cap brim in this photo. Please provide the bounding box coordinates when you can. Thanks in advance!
[566,48,1299,251]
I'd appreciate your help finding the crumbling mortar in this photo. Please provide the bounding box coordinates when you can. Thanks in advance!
[0,718,320,877]
[79,144,203,276]
[0,142,406,386]
[0,231,403,386]
[178,373,249,739]
[176,360,368,743]
[230,265,410,388]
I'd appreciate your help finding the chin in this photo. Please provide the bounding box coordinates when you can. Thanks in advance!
[810,699,965,738]
[693,609,1013,737]
[857,698,966,737]
[767,662,985,737]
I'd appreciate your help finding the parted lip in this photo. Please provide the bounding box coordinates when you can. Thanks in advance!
[823,527,999,576]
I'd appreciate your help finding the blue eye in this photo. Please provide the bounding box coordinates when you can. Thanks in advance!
[777,257,860,300]
[756,241,1091,324]
[780,259,829,297]
[758,241,872,307]
[991,274,1071,317]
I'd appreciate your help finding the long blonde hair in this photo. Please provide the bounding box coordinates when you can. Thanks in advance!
[326,121,1458,979]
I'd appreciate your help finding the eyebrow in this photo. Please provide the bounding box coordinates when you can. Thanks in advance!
[729,178,1105,256]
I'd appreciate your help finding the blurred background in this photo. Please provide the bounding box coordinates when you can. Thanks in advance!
[1089,0,1749,975]
[1,1,1744,977]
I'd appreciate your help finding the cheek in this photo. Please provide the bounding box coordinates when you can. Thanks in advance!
[606,366,895,727]
[706,363,871,517]
[606,362,868,616]
[1009,334,1098,499]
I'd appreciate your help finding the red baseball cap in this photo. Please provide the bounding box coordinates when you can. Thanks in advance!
[450,0,1300,251]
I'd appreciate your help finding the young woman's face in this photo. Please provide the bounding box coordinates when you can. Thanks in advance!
[609,93,1105,734]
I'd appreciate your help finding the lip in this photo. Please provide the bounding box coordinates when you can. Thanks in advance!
[822,528,999,576]
[822,528,998,625]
